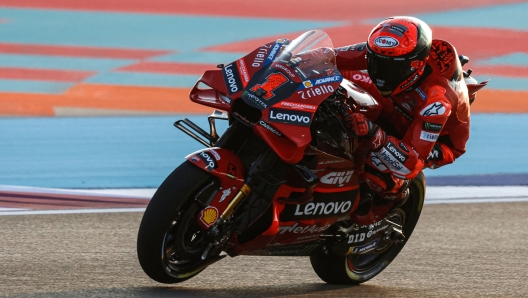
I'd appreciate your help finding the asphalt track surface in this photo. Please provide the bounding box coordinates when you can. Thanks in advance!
[1,200,527,298]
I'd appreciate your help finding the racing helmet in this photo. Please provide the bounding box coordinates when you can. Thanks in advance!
[366,16,432,96]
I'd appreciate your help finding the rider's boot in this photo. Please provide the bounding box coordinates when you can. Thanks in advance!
[350,171,410,226]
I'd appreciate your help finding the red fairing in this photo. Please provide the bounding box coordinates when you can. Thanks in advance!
[255,77,342,164]
[228,180,361,255]
[186,148,246,230]
[189,40,280,112]
[189,69,232,111]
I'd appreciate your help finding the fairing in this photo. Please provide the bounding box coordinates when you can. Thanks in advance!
[190,30,344,164]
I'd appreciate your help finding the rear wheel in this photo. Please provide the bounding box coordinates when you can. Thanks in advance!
[310,171,426,284]
[137,161,215,283]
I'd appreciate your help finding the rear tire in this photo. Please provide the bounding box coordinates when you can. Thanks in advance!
[137,161,214,284]
[310,171,426,284]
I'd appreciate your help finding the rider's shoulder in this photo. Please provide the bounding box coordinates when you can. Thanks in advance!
[427,39,462,78]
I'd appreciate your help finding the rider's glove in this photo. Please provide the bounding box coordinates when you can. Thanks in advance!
[342,111,386,151]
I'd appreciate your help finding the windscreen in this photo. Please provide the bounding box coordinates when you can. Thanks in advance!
[241,30,339,110]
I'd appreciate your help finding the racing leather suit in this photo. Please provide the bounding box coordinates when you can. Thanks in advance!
[335,40,470,197]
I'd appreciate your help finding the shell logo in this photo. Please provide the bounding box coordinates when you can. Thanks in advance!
[199,206,219,227]
[303,81,313,88]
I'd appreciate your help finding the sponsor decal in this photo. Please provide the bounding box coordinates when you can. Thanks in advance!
[371,130,383,150]
[259,120,282,137]
[297,84,334,99]
[317,159,343,165]
[374,36,399,48]
[367,225,389,238]
[400,73,420,89]
[300,75,342,90]
[420,131,439,142]
[190,156,200,162]
[352,42,366,51]
[423,121,443,132]
[399,142,409,152]
[428,147,441,161]
[294,200,353,216]
[267,43,281,62]
[370,153,387,171]
[320,171,354,185]
[272,62,298,79]
[268,108,312,126]
[416,87,427,100]
[386,142,408,163]
[252,44,272,67]
[302,80,313,88]
[219,94,232,105]
[280,101,317,110]
[199,206,218,227]
[227,163,237,177]
[387,24,407,37]
[402,102,411,111]
[209,149,221,161]
[348,233,365,244]
[219,188,232,203]
[278,223,331,235]
[198,151,218,171]
[376,147,410,175]
[236,59,250,85]
[338,42,366,52]
[222,63,243,95]
[264,244,319,256]
[352,73,372,84]
[292,234,322,243]
[420,102,446,116]
[233,110,258,125]
[314,75,342,85]
[351,239,380,253]
[242,91,268,109]
[250,72,289,100]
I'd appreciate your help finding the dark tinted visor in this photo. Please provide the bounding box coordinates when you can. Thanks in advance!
[367,55,415,93]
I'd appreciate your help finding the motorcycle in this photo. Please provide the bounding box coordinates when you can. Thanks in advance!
[137,30,487,284]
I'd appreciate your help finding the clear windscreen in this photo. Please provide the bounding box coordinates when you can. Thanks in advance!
[275,30,336,79]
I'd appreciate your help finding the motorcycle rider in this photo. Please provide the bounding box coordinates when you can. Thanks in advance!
[333,16,470,224]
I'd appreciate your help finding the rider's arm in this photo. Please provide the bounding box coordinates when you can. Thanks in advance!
[395,86,452,177]
[335,42,368,72]
[344,86,452,179]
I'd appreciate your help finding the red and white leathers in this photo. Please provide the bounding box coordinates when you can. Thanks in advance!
[336,40,470,195]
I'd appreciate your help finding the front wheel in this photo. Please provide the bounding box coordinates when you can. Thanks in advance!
[310,171,426,284]
[137,161,215,283]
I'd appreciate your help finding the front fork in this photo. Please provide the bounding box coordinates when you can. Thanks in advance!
[214,148,279,225]
[187,147,281,258]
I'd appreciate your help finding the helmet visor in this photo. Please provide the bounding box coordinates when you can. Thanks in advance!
[367,53,416,95]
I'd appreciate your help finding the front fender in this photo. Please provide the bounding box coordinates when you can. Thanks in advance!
[186,148,247,229]
[186,147,246,182]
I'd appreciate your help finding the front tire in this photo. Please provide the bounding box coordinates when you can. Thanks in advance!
[310,171,426,284]
[137,161,214,283]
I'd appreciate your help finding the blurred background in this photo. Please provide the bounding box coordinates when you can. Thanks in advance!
[0,0,527,189]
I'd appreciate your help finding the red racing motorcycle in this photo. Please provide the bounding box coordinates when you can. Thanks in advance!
[137,30,485,284]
